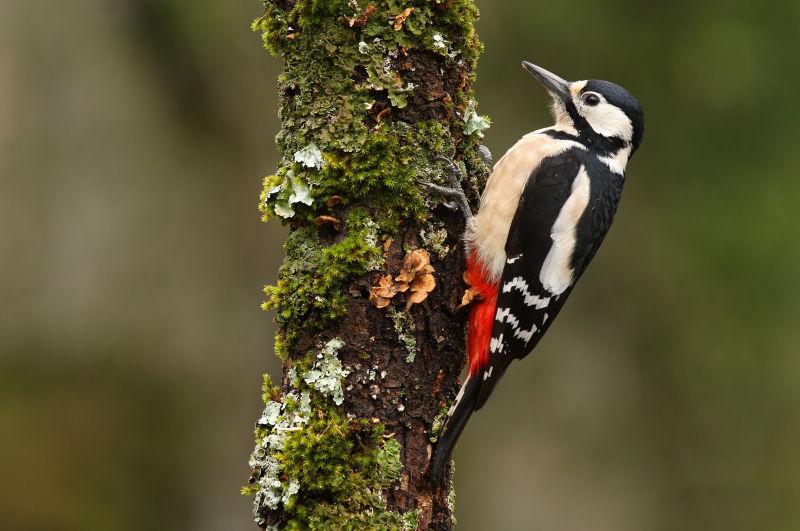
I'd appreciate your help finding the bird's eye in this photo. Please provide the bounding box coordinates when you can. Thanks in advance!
[582,93,601,107]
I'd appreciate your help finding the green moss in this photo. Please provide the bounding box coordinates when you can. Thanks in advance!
[262,208,382,347]
[241,484,261,496]
[273,331,290,361]
[261,373,282,405]
[280,410,373,496]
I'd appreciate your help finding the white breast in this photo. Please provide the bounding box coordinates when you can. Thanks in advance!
[466,130,585,282]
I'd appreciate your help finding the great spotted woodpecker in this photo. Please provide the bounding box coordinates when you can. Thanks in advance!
[428,62,645,482]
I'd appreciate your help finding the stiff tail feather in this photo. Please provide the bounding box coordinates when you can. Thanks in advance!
[429,374,482,483]
[430,253,498,482]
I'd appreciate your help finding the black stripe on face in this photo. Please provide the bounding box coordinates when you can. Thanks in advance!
[542,129,578,142]
[545,102,628,156]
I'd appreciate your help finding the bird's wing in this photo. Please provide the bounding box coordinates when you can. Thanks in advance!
[475,147,589,409]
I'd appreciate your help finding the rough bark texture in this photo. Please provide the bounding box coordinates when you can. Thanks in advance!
[245,2,490,529]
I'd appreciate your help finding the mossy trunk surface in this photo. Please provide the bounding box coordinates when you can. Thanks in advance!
[245,1,490,529]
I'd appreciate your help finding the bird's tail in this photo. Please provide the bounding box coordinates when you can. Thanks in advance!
[429,374,482,483]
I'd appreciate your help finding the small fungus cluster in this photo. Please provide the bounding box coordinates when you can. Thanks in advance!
[369,249,436,310]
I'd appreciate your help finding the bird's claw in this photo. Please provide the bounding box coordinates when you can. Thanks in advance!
[435,156,464,190]
[424,157,474,223]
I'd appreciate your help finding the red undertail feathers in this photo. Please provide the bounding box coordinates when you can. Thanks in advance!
[465,251,499,376]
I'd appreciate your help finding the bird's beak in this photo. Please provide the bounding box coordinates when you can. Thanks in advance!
[522,61,571,102]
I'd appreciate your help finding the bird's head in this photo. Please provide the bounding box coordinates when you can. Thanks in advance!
[523,61,644,154]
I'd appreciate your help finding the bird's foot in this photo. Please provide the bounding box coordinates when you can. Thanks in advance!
[423,156,474,224]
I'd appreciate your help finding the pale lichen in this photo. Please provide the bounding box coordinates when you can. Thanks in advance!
[261,169,315,219]
[294,142,325,169]
[249,392,309,523]
[420,225,450,259]
[448,463,457,527]
[375,437,403,485]
[304,338,349,405]
[388,307,418,363]
[462,99,491,138]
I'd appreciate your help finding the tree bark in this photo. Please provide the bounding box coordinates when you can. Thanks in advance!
[245,2,489,529]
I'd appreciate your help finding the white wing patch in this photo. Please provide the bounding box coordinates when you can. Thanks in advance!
[540,166,591,296]
[502,276,551,309]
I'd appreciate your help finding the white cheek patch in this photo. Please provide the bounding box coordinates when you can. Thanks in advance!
[583,102,634,141]
[540,166,591,295]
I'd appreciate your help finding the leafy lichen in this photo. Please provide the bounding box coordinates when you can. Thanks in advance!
[462,99,491,138]
[303,338,349,405]
[420,224,450,259]
[375,436,403,485]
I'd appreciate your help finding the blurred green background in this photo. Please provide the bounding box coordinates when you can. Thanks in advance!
[2,1,799,530]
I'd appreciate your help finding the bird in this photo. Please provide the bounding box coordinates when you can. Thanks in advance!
[426,61,645,482]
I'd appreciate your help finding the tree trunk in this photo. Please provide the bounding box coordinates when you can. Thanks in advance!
[245,1,490,529]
